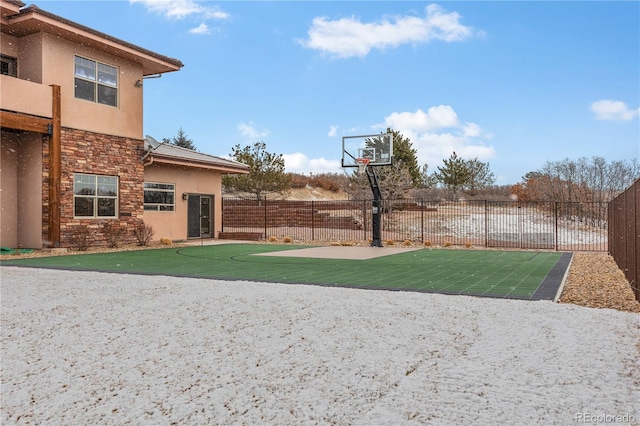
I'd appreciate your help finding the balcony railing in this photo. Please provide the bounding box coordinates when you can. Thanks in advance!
[0,75,52,118]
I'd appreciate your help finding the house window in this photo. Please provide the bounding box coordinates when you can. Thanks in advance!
[74,55,118,107]
[1,54,17,77]
[144,182,175,211]
[74,174,118,218]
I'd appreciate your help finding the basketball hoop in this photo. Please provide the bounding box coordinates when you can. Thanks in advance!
[355,158,370,174]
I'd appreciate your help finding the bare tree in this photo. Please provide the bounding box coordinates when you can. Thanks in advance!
[517,157,639,203]
[346,161,414,201]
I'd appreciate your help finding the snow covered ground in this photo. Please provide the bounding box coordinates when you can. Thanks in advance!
[2,266,638,425]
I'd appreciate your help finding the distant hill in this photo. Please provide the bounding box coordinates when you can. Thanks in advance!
[286,187,349,201]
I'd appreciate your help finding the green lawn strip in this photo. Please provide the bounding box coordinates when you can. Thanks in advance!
[1,244,563,299]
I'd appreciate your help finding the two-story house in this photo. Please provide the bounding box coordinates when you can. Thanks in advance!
[1,0,248,249]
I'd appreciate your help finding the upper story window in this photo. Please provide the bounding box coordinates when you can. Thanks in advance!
[1,54,17,77]
[74,55,118,107]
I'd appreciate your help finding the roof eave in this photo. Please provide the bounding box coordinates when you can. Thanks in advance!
[4,4,183,75]
[149,155,250,174]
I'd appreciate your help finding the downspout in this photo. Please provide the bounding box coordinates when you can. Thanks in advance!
[141,149,154,166]
[140,141,154,166]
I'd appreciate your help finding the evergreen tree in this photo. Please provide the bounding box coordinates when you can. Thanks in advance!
[420,164,438,188]
[463,158,496,195]
[363,129,421,186]
[434,152,471,199]
[222,142,291,200]
[167,127,196,150]
[387,128,421,186]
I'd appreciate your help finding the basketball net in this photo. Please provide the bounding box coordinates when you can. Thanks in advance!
[355,158,370,174]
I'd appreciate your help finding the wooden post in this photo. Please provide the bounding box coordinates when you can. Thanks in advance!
[49,85,61,247]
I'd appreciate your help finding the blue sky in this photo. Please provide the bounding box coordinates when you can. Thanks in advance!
[40,1,639,184]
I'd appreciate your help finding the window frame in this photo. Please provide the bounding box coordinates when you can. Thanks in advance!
[144,182,176,212]
[1,54,17,77]
[73,173,119,218]
[74,55,118,107]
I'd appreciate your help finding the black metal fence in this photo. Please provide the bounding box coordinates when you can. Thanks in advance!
[608,179,639,301]
[222,198,608,252]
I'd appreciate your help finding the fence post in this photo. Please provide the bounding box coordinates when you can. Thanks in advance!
[264,197,267,239]
[554,202,558,251]
[311,200,315,241]
[363,199,368,242]
[221,197,225,233]
[420,199,425,244]
[484,200,488,248]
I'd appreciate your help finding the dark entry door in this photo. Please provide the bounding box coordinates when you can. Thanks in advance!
[187,195,213,238]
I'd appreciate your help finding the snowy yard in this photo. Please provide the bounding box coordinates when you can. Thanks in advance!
[2,266,638,424]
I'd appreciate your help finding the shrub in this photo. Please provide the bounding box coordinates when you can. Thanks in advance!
[403,239,412,246]
[103,222,125,248]
[464,241,473,248]
[133,221,154,246]
[309,174,343,192]
[160,238,172,245]
[286,172,348,192]
[424,241,432,247]
[385,239,395,246]
[69,225,93,251]
[443,241,453,247]
[289,173,308,189]
[283,236,293,243]
[268,236,278,242]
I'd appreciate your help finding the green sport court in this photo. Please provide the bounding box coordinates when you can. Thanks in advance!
[0,244,573,301]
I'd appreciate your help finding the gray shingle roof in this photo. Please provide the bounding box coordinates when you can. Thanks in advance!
[146,141,249,173]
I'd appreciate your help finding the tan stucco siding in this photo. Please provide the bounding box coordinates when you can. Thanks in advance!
[1,136,18,247]
[17,32,43,83]
[40,33,144,139]
[0,32,19,58]
[0,132,43,248]
[143,163,223,241]
[17,133,43,248]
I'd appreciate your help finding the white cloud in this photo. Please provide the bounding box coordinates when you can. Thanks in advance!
[328,125,338,137]
[380,106,496,170]
[189,23,210,35]
[462,122,481,137]
[238,122,269,140]
[299,4,480,58]
[383,105,459,132]
[130,0,229,34]
[591,100,640,121]
[283,153,342,174]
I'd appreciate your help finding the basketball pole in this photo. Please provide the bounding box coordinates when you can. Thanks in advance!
[342,133,393,248]
[342,153,383,247]
[364,164,383,247]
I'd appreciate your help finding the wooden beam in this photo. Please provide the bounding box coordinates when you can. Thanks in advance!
[0,111,51,133]
[48,85,61,247]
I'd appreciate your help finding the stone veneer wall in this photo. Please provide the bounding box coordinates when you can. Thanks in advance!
[44,128,145,248]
